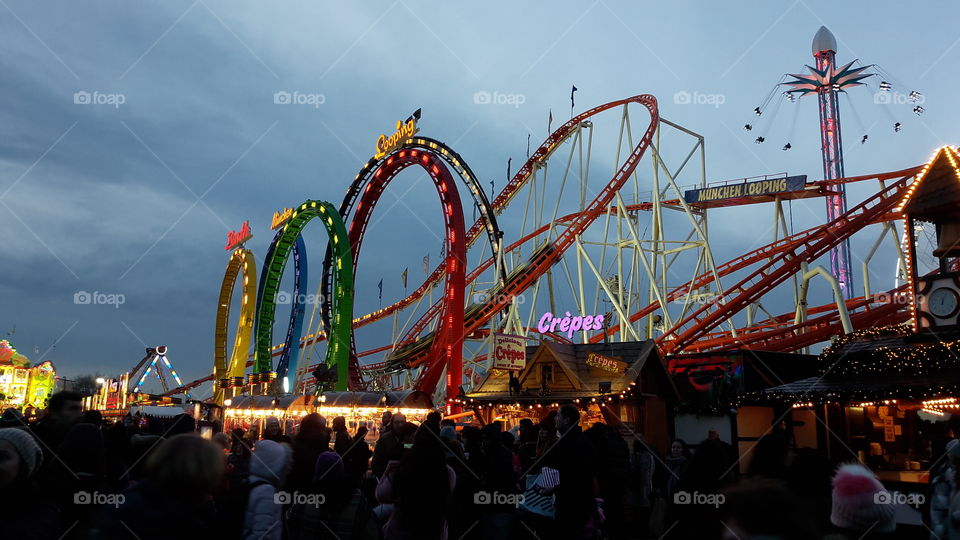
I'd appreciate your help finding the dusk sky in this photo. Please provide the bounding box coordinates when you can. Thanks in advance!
[1,1,957,396]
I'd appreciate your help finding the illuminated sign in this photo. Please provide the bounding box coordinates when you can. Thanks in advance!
[684,175,806,204]
[586,352,626,374]
[271,208,294,230]
[491,333,526,371]
[225,221,253,251]
[537,312,605,339]
[374,109,420,159]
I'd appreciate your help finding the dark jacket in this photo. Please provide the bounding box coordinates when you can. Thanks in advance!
[99,480,219,540]
[542,426,596,531]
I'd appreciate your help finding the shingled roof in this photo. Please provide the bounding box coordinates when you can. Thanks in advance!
[467,340,678,402]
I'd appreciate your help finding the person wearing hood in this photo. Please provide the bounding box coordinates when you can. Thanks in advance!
[244,439,293,540]
[262,416,292,444]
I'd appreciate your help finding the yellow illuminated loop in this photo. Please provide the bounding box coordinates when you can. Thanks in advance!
[214,248,258,405]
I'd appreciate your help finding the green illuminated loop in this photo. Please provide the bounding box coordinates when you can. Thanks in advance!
[254,200,354,390]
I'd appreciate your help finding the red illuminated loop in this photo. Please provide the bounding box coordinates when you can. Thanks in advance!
[348,149,466,403]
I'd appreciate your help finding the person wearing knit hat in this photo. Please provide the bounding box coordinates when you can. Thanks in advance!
[0,427,44,487]
[0,423,60,540]
[830,463,896,535]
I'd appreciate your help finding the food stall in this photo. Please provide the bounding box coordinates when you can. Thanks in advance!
[223,391,434,440]
[741,325,960,485]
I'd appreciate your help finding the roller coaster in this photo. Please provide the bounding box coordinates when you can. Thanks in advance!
[168,93,926,407]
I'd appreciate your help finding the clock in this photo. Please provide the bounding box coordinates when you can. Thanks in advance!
[929,287,960,318]
[916,275,960,329]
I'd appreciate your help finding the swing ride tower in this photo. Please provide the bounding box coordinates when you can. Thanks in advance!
[784,27,873,298]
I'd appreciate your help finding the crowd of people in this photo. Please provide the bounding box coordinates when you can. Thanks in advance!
[0,390,947,539]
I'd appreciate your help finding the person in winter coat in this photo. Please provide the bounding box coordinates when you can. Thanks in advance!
[262,416,292,444]
[243,439,293,540]
[44,423,107,539]
[343,426,373,489]
[99,434,225,540]
[536,405,598,540]
[628,438,655,536]
[376,423,456,540]
[287,413,331,495]
[332,416,353,456]
[371,413,406,478]
[287,451,382,540]
[932,439,959,539]
[0,426,60,539]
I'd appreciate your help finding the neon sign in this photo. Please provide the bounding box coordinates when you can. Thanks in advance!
[374,110,420,159]
[537,312,604,339]
[271,208,294,230]
[225,221,253,251]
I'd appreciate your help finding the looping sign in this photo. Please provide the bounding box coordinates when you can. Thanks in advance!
[374,109,420,159]
[492,333,526,371]
[683,175,806,204]
[225,221,253,251]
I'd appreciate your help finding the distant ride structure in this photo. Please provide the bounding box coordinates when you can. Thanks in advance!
[165,81,928,409]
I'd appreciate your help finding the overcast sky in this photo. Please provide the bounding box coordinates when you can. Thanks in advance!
[1,1,956,394]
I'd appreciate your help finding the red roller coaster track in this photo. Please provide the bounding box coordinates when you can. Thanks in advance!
[165,95,923,398]
[346,150,466,400]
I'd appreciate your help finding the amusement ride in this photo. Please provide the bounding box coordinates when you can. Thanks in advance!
[139,27,942,416]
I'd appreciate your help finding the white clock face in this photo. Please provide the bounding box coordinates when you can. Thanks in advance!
[929,287,959,318]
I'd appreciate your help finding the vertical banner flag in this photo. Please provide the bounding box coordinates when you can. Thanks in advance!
[401,268,408,289]
[422,253,429,274]
[378,279,383,305]
[570,85,578,116]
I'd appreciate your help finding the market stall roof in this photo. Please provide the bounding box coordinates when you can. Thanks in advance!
[319,391,433,409]
[129,405,189,418]
[467,340,678,402]
[739,326,960,405]
[227,391,433,410]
